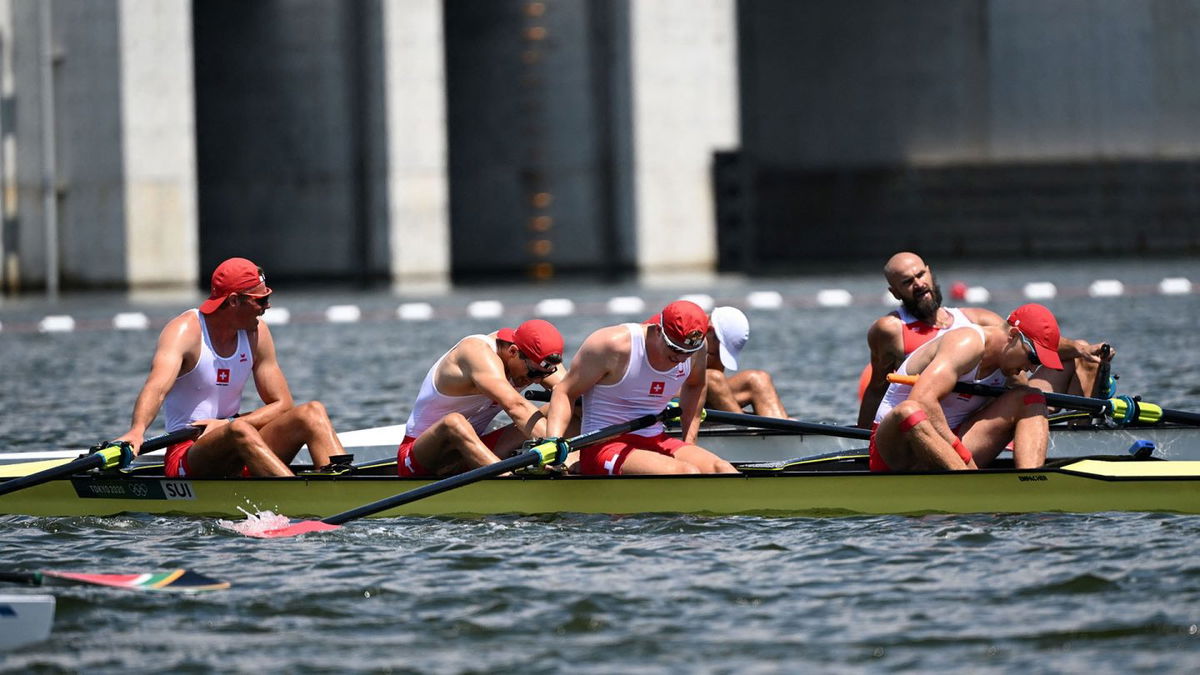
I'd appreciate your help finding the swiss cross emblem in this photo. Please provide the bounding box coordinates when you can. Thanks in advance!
[216,368,231,385]
[649,381,665,396]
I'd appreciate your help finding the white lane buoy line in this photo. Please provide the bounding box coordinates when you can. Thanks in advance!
[325,305,362,323]
[397,302,434,321]
[467,300,504,319]
[1023,282,1058,300]
[1159,277,1192,295]
[262,307,291,325]
[38,315,76,333]
[815,289,852,307]
[535,298,575,317]
[606,296,645,315]
[1088,280,1125,298]
[112,312,150,330]
[746,291,783,310]
[680,293,714,311]
[963,286,991,304]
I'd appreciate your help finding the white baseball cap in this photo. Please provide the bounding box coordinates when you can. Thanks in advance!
[710,306,750,370]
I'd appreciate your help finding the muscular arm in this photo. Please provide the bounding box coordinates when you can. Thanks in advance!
[245,322,295,429]
[677,349,708,444]
[907,328,984,447]
[114,314,194,454]
[857,317,904,428]
[457,341,549,439]
[545,330,619,438]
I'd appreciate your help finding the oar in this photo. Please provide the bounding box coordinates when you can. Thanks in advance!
[886,374,1200,425]
[0,427,201,498]
[521,389,869,441]
[252,410,675,539]
[0,568,230,593]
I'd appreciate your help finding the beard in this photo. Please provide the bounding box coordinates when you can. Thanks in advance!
[902,277,943,324]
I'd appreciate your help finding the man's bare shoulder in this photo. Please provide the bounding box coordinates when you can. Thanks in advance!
[585,324,633,353]
[959,307,1005,326]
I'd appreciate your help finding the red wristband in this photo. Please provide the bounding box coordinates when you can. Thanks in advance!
[899,410,928,433]
[951,437,972,464]
[1023,393,1046,406]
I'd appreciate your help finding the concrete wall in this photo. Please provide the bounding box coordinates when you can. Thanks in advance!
[732,0,1200,267]
[2,0,196,290]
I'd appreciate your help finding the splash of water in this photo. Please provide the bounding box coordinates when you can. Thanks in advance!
[217,506,294,537]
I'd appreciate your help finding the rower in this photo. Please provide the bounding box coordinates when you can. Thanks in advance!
[870,303,1063,472]
[857,251,1114,428]
[701,306,788,418]
[396,319,569,477]
[543,300,738,475]
[114,257,350,478]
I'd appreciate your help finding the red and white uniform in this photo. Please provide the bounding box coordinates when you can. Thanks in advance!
[894,305,973,357]
[162,310,253,477]
[874,324,1007,430]
[578,324,691,475]
[397,335,509,476]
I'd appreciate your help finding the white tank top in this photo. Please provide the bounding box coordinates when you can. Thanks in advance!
[163,310,253,432]
[582,323,692,438]
[403,335,505,438]
[874,324,1007,430]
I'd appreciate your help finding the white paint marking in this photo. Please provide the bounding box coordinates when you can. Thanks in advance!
[680,294,714,311]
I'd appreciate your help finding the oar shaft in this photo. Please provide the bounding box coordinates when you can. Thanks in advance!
[701,409,870,441]
[888,374,1200,425]
[319,411,671,526]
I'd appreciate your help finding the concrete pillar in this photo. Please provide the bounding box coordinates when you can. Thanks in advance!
[5,0,195,291]
[382,0,449,289]
[118,0,198,289]
[628,0,739,276]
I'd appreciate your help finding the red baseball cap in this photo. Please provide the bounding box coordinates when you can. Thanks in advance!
[1006,303,1063,370]
[497,319,564,366]
[658,300,709,353]
[199,258,271,314]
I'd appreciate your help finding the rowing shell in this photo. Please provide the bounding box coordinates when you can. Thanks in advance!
[0,455,1196,518]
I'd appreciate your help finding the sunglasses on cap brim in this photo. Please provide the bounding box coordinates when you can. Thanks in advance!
[658,317,705,353]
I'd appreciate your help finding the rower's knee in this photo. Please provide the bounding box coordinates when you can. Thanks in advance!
[294,401,331,429]
[745,369,775,393]
[441,413,477,444]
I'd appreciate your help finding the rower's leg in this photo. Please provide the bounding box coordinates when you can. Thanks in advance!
[187,419,293,477]
[672,444,739,473]
[257,401,348,467]
[727,370,788,418]
[875,401,971,470]
[613,449,702,475]
[411,413,503,475]
[704,370,743,414]
[960,388,1048,468]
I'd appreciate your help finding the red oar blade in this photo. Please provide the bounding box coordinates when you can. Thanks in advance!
[251,520,342,539]
[41,569,230,593]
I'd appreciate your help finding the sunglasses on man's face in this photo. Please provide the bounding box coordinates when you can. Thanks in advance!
[1018,332,1041,367]
[658,319,705,354]
[241,293,271,309]
[520,353,559,379]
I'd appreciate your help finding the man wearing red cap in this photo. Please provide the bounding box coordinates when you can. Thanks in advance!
[857,251,1114,428]
[544,300,738,475]
[704,306,788,418]
[869,303,1064,472]
[115,257,350,477]
[396,319,568,477]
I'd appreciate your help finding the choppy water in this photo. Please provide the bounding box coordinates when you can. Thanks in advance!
[2,257,1200,672]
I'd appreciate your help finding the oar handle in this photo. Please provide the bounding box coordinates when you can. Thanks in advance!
[886,374,1200,425]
